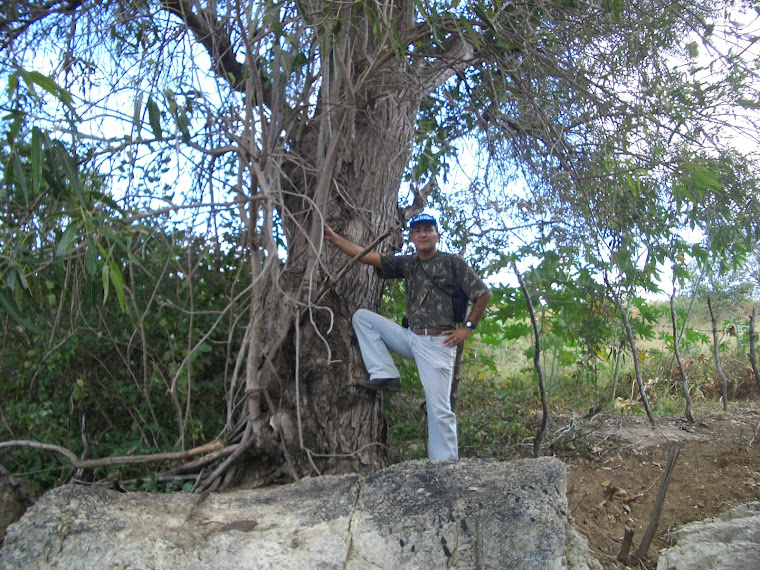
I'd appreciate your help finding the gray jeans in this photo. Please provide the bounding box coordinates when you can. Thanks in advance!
[352,308,458,460]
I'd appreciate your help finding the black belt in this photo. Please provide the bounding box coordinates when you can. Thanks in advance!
[412,328,448,336]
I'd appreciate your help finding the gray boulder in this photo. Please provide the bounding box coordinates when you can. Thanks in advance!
[656,502,760,570]
[0,457,599,569]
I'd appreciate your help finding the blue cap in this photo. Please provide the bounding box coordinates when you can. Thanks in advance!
[409,213,437,228]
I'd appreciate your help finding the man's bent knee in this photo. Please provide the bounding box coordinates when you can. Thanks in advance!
[352,308,373,326]
[353,308,372,320]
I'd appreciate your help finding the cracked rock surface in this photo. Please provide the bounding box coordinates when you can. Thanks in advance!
[656,502,760,570]
[0,458,599,569]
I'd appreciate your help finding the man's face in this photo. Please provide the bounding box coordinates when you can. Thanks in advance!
[409,222,439,254]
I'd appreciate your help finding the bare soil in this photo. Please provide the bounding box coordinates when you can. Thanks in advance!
[559,401,760,568]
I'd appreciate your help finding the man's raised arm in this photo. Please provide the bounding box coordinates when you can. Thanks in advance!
[323,224,382,269]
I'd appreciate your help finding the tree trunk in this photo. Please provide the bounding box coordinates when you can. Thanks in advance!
[667,263,705,382]
[749,307,760,395]
[622,310,655,427]
[670,293,694,423]
[225,81,422,487]
[606,279,655,427]
[154,0,457,489]
[707,296,729,412]
[514,262,549,457]
[609,339,624,403]
[636,443,681,559]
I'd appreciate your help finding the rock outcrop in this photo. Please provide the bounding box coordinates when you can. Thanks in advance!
[0,457,600,569]
[656,502,760,570]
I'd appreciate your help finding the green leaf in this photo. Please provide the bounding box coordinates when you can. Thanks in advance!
[147,97,162,140]
[133,92,143,132]
[47,138,86,206]
[31,127,43,195]
[32,71,73,104]
[291,52,308,68]
[90,190,124,215]
[109,262,126,312]
[0,290,42,334]
[176,109,190,143]
[4,266,17,290]
[502,322,531,340]
[473,3,496,32]
[462,20,480,49]
[85,238,99,275]
[19,70,73,104]
[737,97,760,110]
[11,154,29,202]
[691,165,721,190]
[189,342,212,363]
[56,223,78,262]
[101,263,110,305]
[7,72,18,95]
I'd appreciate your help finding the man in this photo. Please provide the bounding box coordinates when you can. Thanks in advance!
[323,213,492,460]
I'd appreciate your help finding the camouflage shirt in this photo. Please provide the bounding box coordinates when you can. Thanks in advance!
[378,251,490,329]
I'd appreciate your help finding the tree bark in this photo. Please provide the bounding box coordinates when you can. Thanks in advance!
[670,292,694,422]
[514,262,548,458]
[606,278,655,427]
[249,111,417,481]
[749,307,760,395]
[222,37,427,485]
[667,267,705,381]
[636,443,681,559]
[153,0,441,488]
[707,296,729,412]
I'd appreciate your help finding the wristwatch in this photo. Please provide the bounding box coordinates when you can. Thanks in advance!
[465,321,476,330]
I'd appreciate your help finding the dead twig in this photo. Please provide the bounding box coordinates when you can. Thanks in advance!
[623,477,659,504]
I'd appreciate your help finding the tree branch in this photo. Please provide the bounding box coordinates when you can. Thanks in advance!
[0,439,225,469]
[412,32,480,96]
[161,0,247,90]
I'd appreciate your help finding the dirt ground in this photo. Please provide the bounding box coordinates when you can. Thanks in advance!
[558,401,760,569]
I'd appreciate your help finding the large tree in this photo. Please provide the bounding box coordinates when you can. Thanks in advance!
[2,0,758,487]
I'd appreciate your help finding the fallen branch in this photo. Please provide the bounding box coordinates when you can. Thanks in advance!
[0,439,225,469]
